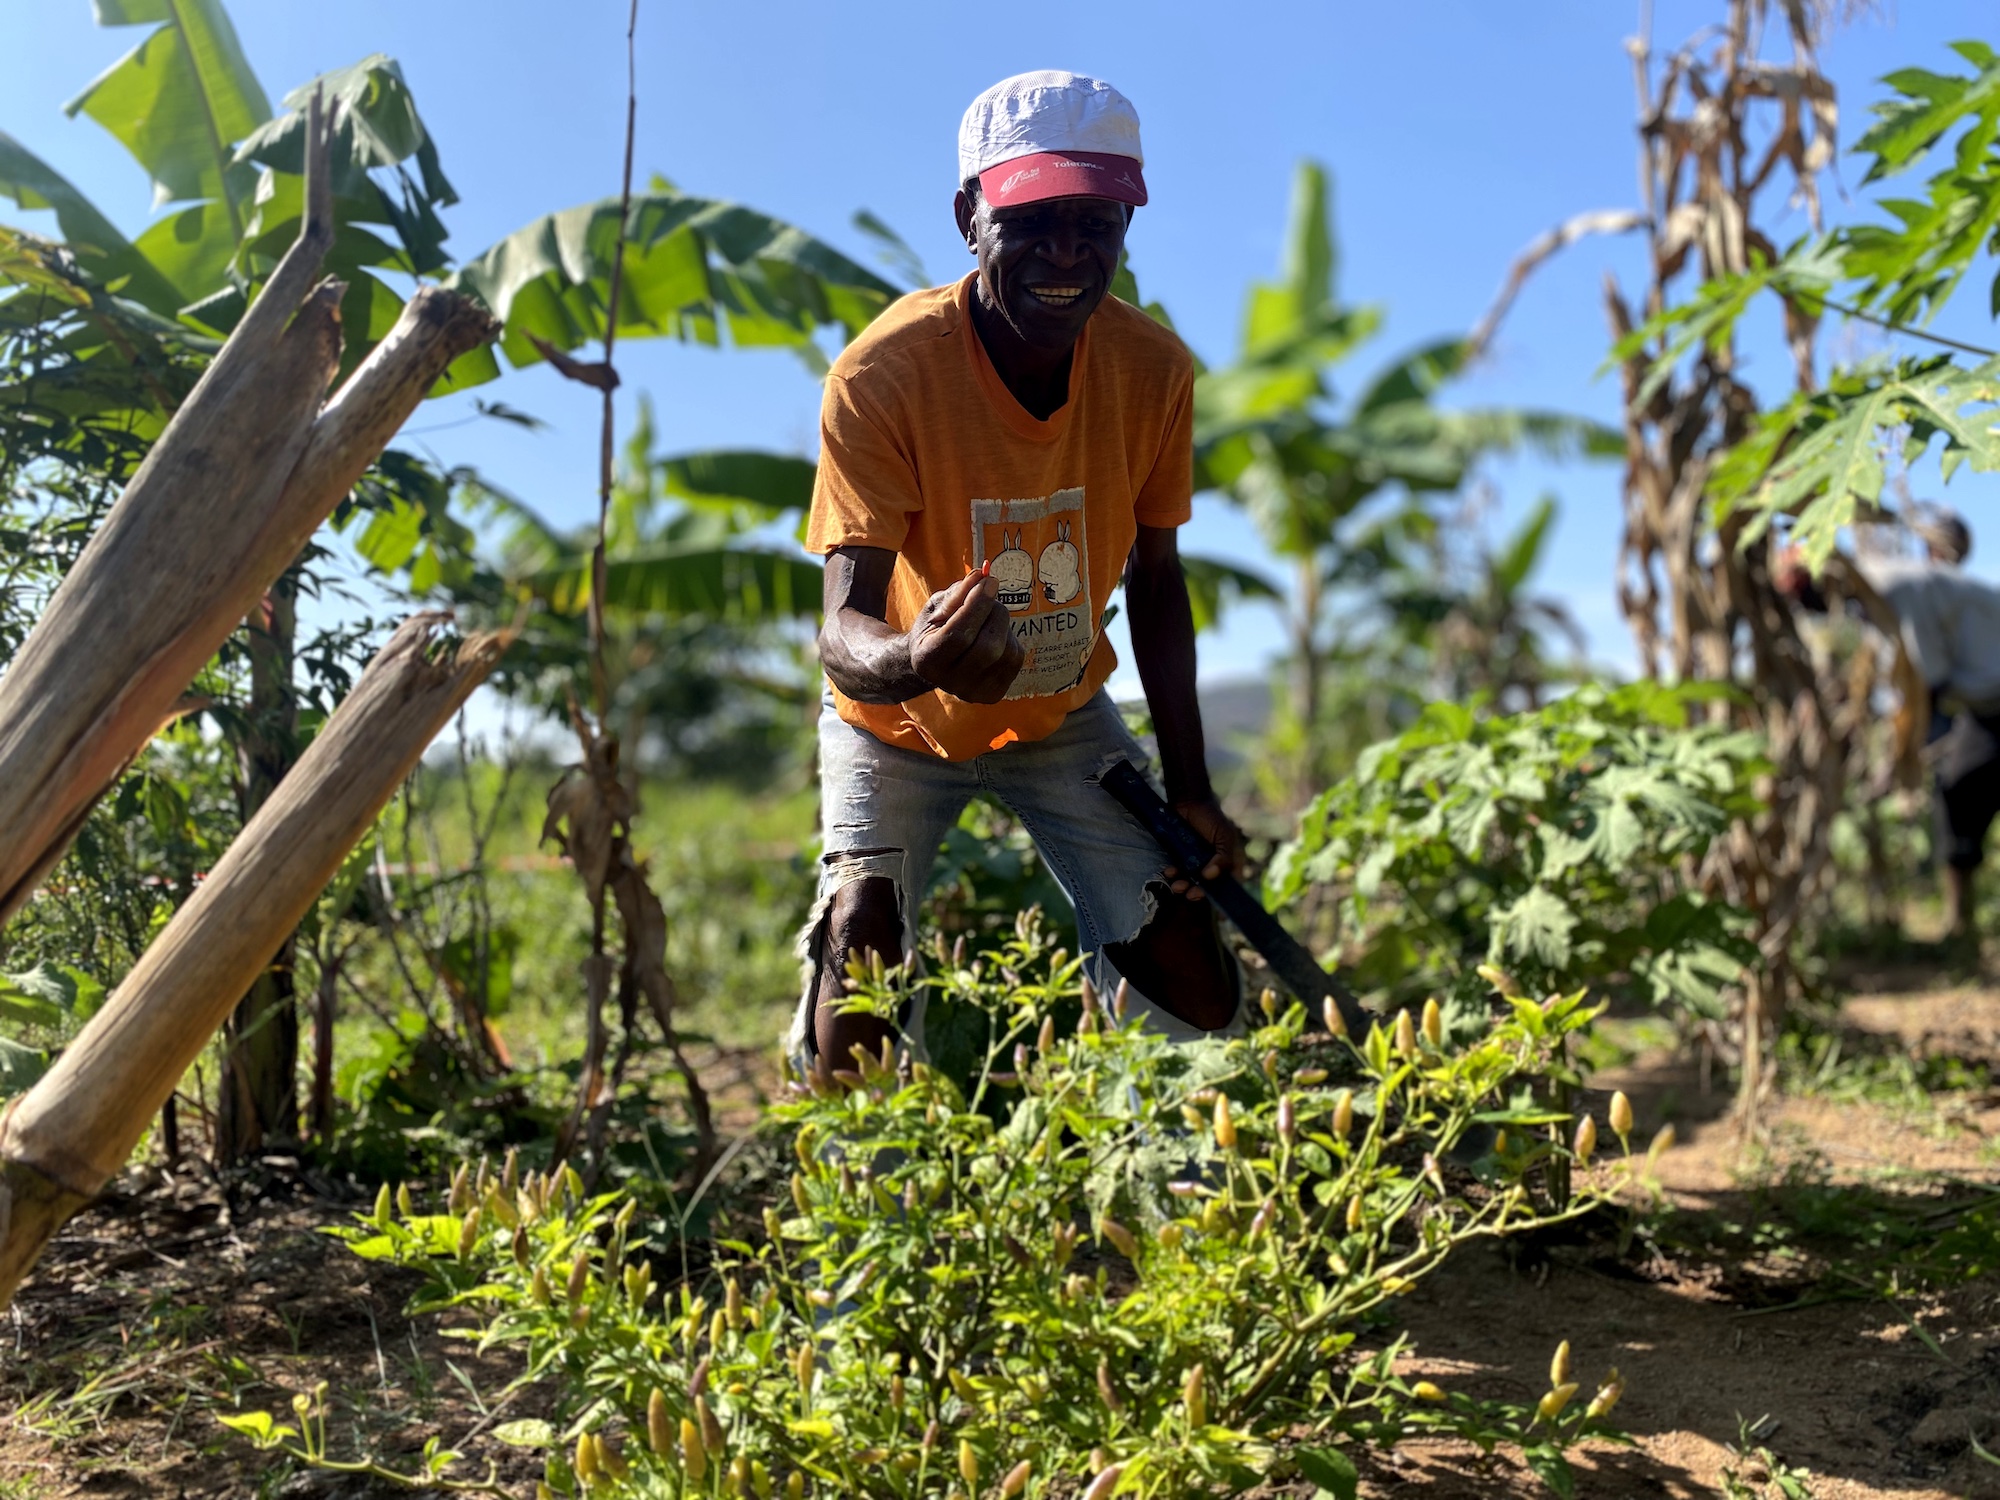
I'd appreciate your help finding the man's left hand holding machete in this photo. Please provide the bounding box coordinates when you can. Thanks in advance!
[791,71,1249,1080]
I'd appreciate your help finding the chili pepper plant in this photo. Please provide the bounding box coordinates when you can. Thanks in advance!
[225,915,1651,1497]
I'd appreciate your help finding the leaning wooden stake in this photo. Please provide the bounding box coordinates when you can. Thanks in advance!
[0,616,513,1305]
[0,91,498,924]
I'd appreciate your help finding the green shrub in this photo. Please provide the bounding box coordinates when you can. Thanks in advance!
[229,920,1652,1498]
[1267,683,1765,1022]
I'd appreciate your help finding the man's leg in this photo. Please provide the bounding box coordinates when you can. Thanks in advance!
[815,875,904,1073]
[1932,712,2000,944]
[1103,891,1237,1032]
[1946,865,1976,939]
[985,693,1240,1037]
[789,704,970,1078]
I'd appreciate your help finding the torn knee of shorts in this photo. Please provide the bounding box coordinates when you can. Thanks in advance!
[1097,877,1165,953]
[794,848,912,982]
[792,850,920,1065]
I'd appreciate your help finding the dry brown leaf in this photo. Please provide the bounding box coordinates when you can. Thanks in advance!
[526,333,620,392]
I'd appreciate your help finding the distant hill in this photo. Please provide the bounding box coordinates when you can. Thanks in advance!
[1115,675,1273,773]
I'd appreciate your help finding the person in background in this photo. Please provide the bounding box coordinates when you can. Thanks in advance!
[1783,507,2000,945]
[789,71,1243,1080]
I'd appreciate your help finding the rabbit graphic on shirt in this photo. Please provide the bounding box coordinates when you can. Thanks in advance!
[989,529,1036,611]
[1037,521,1081,605]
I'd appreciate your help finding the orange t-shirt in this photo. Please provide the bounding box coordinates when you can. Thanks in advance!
[807,272,1195,761]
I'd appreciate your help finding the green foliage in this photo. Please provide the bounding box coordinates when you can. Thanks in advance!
[1178,554,1284,634]
[1268,684,1766,1017]
[269,920,1628,1499]
[1711,352,2000,566]
[1846,41,2000,324]
[0,722,239,1026]
[0,137,186,313]
[440,181,902,387]
[0,961,104,1098]
[1613,41,2000,570]
[63,0,270,305]
[1720,1417,1818,1500]
[0,227,214,474]
[1189,161,1615,783]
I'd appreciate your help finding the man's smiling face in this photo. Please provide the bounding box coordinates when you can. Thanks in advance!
[954,187,1130,353]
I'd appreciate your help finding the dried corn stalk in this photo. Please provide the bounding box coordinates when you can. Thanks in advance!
[1604,0,1855,1116]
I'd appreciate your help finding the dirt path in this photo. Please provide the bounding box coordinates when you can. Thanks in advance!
[1379,979,2000,1500]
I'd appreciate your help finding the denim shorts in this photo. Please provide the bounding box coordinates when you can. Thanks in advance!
[788,688,1243,1066]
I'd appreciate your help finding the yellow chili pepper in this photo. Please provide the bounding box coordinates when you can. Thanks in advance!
[1183,1362,1207,1427]
[1573,1114,1598,1166]
[1099,1217,1139,1260]
[648,1389,672,1456]
[681,1416,707,1482]
[1322,995,1347,1039]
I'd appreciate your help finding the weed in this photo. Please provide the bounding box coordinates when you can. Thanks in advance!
[1718,1415,1815,1499]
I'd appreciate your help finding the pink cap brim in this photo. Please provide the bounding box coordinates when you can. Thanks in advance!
[978,151,1148,208]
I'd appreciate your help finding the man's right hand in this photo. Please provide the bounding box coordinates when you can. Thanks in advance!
[908,571,1025,703]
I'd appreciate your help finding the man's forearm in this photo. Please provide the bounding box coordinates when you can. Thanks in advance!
[1126,552,1212,803]
[819,609,931,704]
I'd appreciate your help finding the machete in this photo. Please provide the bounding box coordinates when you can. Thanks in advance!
[1097,759,1371,1037]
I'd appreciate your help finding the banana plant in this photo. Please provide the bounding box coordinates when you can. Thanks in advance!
[0,0,912,1151]
[4,4,902,414]
[1193,161,1618,764]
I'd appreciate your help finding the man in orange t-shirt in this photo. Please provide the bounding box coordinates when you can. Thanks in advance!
[791,71,1245,1076]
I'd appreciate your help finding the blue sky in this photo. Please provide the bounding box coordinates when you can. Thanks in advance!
[5,0,1999,697]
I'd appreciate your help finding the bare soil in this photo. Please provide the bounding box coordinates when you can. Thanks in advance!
[1376,979,2000,1500]
[1,990,1995,1498]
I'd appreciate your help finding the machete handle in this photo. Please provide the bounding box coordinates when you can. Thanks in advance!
[1097,760,1220,879]
[1097,758,1371,1036]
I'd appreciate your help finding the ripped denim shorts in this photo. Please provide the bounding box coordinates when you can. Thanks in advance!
[787,688,1244,1069]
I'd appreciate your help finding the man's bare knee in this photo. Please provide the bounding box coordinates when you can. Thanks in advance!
[813,874,903,1073]
[826,875,902,968]
[1104,887,1234,1032]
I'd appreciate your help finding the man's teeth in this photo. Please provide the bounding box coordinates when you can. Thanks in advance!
[1030,286,1084,303]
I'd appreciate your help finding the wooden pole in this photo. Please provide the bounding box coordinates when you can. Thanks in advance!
[0,90,498,925]
[0,616,514,1305]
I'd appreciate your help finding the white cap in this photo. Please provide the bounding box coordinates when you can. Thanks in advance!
[957,71,1148,208]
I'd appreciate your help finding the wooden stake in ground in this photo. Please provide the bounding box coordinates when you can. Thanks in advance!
[0,93,498,926]
[0,616,515,1306]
